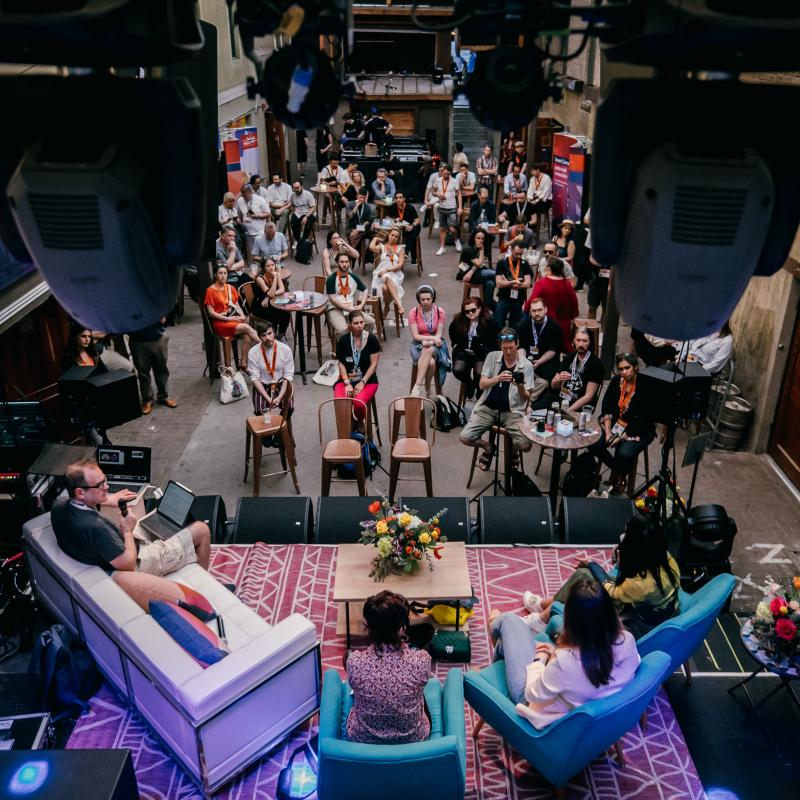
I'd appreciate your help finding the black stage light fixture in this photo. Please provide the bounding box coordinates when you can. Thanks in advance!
[431,65,445,86]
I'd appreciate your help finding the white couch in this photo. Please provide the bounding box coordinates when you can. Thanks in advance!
[23,513,321,795]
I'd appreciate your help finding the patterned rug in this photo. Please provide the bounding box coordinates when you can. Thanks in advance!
[67,545,705,799]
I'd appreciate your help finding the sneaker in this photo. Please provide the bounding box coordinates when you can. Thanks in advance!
[435,246,446,256]
[455,239,462,253]
[523,591,543,614]
[434,221,440,229]
[411,384,425,398]
[523,612,547,633]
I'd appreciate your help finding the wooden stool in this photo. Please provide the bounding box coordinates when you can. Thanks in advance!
[244,414,300,496]
[462,282,485,303]
[466,424,519,495]
[409,362,443,397]
[415,237,424,275]
[388,396,435,501]
[365,296,387,343]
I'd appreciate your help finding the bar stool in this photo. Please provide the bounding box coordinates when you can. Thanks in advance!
[466,424,520,495]
[319,397,369,496]
[415,237,424,275]
[461,282,485,303]
[626,448,651,496]
[368,394,382,447]
[364,296,387,343]
[409,362,443,398]
[387,396,435,501]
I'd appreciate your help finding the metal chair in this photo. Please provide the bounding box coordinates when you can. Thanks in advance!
[387,396,436,501]
[201,304,239,377]
[319,397,369,496]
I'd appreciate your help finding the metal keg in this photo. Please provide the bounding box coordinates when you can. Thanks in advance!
[718,397,753,431]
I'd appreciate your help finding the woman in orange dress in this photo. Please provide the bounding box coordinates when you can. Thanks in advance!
[203,264,260,356]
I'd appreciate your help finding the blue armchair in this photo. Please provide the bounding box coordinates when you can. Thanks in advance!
[637,572,736,682]
[317,668,467,800]
[464,651,672,796]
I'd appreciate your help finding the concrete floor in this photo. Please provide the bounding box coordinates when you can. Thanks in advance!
[107,225,800,613]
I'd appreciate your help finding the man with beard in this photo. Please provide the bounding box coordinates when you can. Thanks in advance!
[549,328,604,415]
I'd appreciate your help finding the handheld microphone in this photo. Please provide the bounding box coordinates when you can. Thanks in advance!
[117,499,128,518]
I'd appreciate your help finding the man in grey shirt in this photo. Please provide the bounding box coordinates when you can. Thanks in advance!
[290,180,317,245]
[252,221,289,265]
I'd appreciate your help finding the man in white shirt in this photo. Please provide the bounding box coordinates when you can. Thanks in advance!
[503,165,528,204]
[527,167,553,240]
[265,173,293,233]
[289,180,317,245]
[247,322,295,415]
[236,184,271,260]
[252,221,289,265]
[434,164,461,256]
[319,155,349,221]
[218,192,239,226]
[422,165,444,230]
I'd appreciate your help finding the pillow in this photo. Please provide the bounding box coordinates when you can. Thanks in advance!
[113,573,216,621]
[149,601,228,668]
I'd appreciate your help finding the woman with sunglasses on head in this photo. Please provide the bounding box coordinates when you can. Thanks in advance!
[409,285,447,398]
[449,297,499,400]
[589,352,656,494]
[334,309,382,431]
[346,590,432,743]
[457,229,497,310]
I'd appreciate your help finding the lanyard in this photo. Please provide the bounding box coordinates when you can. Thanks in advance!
[421,307,437,334]
[570,352,590,382]
[618,377,636,416]
[216,284,232,309]
[531,315,548,347]
[508,258,521,281]
[387,244,399,262]
[351,332,364,366]
[337,274,351,297]
[534,175,542,190]
[441,177,450,196]
[260,343,277,378]
[467,321,478,347]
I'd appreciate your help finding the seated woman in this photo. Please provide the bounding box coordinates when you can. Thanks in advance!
[369,227,405,318]
[346,590,431,743]
[408,285,447,398]
[448,297,499,400]
[589,352,655,493]
[203,264,260,358]
[490,578,640,729]
[250,258,291,338]
[677,321,734,375]
[456,229,496,311]
[334,309,381,430]
[522,514,681,640]
[322,230,360,277]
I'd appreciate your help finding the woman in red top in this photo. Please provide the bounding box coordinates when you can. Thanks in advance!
[526,256,579,352]
[203,264,260,353]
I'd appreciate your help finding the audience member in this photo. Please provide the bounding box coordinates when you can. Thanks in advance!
[676,323,734,374]
[456,162,477,196]
[251,174,268,199]
[247,321,294,415]
[363,108,392,150]
[320,154,349,190]
[62,324,132,374]
[527,166,552,230]
[549,328,603,414]
[452,142,469,170]
[495,243,534,328]
[371,167,396,201]
[218,192,239,226]
[476,144,498,189]
[528,256,579,351]
[203,264,260,358]
[433,164,461,256]
[344,161,366,202]
[334,309,382,428]
[129,317,177,415]
[500,216,535,254]
[469,187,497,233]
[499,132,516,176]
[346,590,431,744]
[341,112,364,143]
[325,253,376,337]
[459,328,538,470]
[345,186,375,252]
[409,285,447,398]
[516,297,563,383]
[51,459,210,574]
[289,180,317,246]
[537,245,575,283]
[507,140,528,174]
[252,221,289,266]
[457,230,497,311]
[250,259,291,336]
[322,231,360,277]
[386,191,420,264]
[502,165,528,206]
[422,164,444,230]
[449,297,499,400]
[552,219,577,263]
[369,227,406,317]
[264,173,292,233]
[589,352,655,492]
[237,184,271,260]
[315,124,334,173]
[215,227,247,286]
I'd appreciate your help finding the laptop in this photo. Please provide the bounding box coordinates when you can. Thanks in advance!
[138,480,196,541]
[96,445,152,505]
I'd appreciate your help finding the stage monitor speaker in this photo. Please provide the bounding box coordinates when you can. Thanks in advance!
[478,497,554,545]
[87,369,141,429]
[190,494,229,544]
[399,496,472,543]
[0,749,139,799]
[637,362,713,424]
[234,496,312,544]
[315,496,382,544]
[560,497,635,545]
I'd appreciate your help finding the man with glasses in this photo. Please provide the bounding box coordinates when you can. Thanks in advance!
[51,459,210,575]
[538,247,576,283]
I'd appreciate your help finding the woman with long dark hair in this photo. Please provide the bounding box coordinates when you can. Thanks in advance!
[250,258,291,337]
[448,296,499,399]
[456,229,497,311]
[552,219,576,262]
[489,578,639,728]
[346,590,431,743]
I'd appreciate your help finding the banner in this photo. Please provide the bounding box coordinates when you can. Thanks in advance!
[567,142,587,223]
[551,132,577,222]
[222,126,260,193]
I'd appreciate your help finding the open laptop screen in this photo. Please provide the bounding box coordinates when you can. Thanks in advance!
[96,445,151,483]
[158,481,195,528]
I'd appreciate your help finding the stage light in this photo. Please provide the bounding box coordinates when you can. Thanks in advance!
[431,65,445,86]
[9,760,49,795]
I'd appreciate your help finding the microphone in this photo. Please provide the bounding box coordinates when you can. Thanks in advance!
[117,499,128,518]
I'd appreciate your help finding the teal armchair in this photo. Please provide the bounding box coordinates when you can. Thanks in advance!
[317,667,467,800]
[464,651,672,796]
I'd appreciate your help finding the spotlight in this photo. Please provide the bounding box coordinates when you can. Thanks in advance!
[461,46,560,132]
[431,65,445,86]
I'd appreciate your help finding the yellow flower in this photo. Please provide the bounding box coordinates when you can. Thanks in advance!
[376,521,388,535]
[635,498,645,509]
[398,512,412,528]
[418,532,431,545]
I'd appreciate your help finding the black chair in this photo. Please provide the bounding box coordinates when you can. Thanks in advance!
[478,497,554,545]
[315,496,383,544]
[232,496,313,544]
[189,494,231,544]
[680,504,737,597]
[399,496,473,543]
[560,497,635,545]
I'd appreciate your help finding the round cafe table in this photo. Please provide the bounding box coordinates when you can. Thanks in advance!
[275,290,328,384]
[520,416,601,512]
[310,185,342,231]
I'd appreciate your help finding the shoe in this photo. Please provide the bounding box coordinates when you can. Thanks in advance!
[411,384,425,398]
[141,402,153,415]
[455,239,462,253]
[523,612,547,633]
[523,591,543,614]
[435,247,445,256]
[158,398,177,408]
[434,221,440,229]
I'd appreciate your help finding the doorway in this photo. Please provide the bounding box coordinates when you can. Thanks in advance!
[769,305,800,489]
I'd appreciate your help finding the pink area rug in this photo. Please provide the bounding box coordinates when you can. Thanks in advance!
[67,545,705,799]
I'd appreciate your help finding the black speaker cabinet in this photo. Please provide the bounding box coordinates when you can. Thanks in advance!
[59,367,140,430]
[0,749,139,799]
[560,497,635,545]
[190,494,229,544]
[478,497,554,545]
[234,496,312,544]
[315,496,383,544]
[399,496,472,542]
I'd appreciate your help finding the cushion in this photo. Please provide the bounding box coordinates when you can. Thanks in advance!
[113,572,217,621]
[149,601,228,669]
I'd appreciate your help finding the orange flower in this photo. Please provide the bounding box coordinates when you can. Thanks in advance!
[432,531,440,540]
[414,550,421,559]
[368,501,381,514]
[793,576,800,591]
[405,546,412,555]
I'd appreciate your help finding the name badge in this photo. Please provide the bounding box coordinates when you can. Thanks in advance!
[611,420,628,438]
[510,289,519,300]
[599,268,611,279]
[530,346,539,356]
[345,356,353,362]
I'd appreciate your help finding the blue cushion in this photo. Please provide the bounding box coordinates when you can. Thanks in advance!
[150,600,228,668]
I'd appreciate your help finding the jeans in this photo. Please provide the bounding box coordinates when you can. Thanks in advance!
[494,298,524,329]
[490,612,553,704]
[466,269,497,310]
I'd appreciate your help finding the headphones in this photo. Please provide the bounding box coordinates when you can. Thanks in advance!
[415,284,437,302]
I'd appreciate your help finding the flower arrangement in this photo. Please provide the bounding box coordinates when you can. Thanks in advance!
[634,483,684,519]
[359,497,448,582]
[752,575,800,658]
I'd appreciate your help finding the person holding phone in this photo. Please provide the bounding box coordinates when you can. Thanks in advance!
[334,309,382,429]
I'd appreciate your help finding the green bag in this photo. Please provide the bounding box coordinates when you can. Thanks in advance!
[428,629,471,663]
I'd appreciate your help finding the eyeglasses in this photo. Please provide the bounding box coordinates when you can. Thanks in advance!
[81,479,108,490]
[499,334,516,342]
[464,307,479,314]
[543,250,556,254]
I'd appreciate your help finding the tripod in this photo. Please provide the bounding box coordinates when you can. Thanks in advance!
[470,406,509,501]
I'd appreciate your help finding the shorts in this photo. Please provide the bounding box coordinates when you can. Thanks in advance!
[438,208,458,228]
[460,405,531,451]
[588,275,609,308]
[137,527,197,576]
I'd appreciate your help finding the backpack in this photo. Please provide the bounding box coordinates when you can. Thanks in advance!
[510,469,542,497]
[336,432,381,480]
[561,451,598,497]
[295,237,312,265]
[431,395,466,432]
[29,624,100,717]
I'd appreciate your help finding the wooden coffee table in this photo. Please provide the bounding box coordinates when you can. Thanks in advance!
[333,541,473,649]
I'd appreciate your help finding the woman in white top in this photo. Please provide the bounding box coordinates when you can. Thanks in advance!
[369,227,406,317]
[489,577,640,730]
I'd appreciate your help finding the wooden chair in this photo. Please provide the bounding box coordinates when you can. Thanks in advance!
[415,236,424,275]
[461,281,485,303]
[466,424,519,495]
[243,383,300,495]
[387,396,435,501]
[364,295,387,343]
[319,397,369,496]
[239,281,258,325]
[390,396,428,447]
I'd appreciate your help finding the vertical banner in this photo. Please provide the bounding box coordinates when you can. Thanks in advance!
[223,139,246,194]
[552,132,577,222]
[223,126,260,192]
[567,141,587,222]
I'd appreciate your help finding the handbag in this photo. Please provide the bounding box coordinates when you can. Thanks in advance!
[311,359,340,386]
[219,365,248,404]
[429,630,471,663]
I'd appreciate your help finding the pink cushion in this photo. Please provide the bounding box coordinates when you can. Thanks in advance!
[150,601,227,668]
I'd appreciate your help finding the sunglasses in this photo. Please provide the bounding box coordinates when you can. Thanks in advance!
[499,334,516,342]
[464,307,479,314]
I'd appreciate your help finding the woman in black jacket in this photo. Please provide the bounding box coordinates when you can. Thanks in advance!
[589,352,655,492]
[448,296,499,399]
